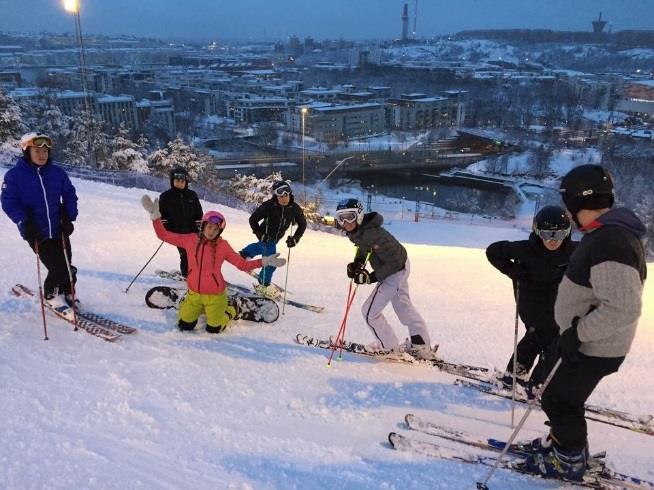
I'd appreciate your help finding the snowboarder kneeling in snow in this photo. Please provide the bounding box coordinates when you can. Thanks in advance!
[486,205,577,392]
[335,198,436,359]
[158,167,203,278]
[1,132,80,317]
[141,196,286,333]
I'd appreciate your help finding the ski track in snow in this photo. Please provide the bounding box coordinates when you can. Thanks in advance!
[1,168,653,489]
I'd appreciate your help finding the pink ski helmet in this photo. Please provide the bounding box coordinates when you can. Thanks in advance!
[201,210,226,231]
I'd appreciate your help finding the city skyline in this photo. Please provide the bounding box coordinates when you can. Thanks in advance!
[1,0,653,41]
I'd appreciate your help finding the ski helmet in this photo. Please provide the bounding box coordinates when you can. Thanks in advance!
[20,132,53,151]
[335,198,364,226]
[272,180,292,197]
[170,167,189,188]
[559,165,614,216]
[533,205,571,241]
[201,210,226,235]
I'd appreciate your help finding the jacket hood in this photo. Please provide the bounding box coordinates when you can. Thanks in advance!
[169,167,189,189]
[348,212,382,235]
[596,208,647,241]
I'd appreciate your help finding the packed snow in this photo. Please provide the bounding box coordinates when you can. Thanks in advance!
[1,168,653,489]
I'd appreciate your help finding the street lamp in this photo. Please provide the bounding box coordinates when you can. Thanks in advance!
[301,107,307,204]
[63,0,95,166]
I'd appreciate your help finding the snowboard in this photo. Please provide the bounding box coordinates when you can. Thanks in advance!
[145,286,279,323]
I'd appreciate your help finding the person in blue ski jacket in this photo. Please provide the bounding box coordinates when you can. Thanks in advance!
[1,132,79,309]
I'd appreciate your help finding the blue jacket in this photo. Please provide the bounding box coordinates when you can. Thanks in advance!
[1,157,78,241]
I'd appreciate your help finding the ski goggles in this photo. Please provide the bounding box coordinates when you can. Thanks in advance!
[273,184,291,197]
[31,136,53,149]
[335,210,359,225]
[536,228,570,241]
[172,172,187,180]
[206,215,224,225]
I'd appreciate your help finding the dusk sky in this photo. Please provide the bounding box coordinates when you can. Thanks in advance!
[1,0,652,41]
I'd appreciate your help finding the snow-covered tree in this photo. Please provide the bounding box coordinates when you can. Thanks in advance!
[0,90,24,165]
[148,136,210,180]
[63,113,109,167]
[0,90,23,143]
[16,91,71,149]
[229,172,283,205]
[106,124,149,173]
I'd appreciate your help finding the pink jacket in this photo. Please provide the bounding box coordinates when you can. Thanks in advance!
[153,218,262,295]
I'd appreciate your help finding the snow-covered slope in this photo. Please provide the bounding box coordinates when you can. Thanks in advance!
[1,170,652,489]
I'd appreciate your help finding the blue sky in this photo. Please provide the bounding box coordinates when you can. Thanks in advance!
[1,0,652,40]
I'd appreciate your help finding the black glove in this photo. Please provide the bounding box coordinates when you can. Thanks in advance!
[286,236,298,248]
[61,212,74,237]
[353,269,370,284]
[19,220,39,246]
[346,261,363,278]
[556,320,582,364]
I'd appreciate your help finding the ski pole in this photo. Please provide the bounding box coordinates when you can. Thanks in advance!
[328,251,371,365]
[328,280,358,366]
[282,226,293,315]
[511,285,520,428]
[476,358,562,490]
[61,234,79,331]
[124,241,164,293]
[34,242,49,341]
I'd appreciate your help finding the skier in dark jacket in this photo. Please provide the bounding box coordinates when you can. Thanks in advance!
[158,167,203,277]
[240,180,306,298]
[486,205,578,389]
[521,165,647,482]
[335,198,435,359]
[1,132,79,315]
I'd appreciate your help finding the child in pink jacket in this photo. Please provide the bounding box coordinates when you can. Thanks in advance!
[142,195,286,332]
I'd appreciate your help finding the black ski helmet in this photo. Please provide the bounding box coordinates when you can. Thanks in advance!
[170,167,189,188]
[533,205,571,241]
[559,165,614,216]
[271,180,292,196]
[335,198,364,226]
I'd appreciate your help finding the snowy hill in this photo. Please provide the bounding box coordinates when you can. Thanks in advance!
[1,169,653,489]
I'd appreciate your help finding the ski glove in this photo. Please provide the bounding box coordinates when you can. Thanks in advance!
[346,261,364,278]
[141,195,161,220]
[557,319,582,364]
[353,269,377,285]
[261,253,286,268]
[286,236,299,248]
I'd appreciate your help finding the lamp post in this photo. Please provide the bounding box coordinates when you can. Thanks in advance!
[63,0,95,166]
[301,107,307,204]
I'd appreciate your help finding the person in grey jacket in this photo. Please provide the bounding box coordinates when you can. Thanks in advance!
[334,198,435,359]
[522,165,647,483]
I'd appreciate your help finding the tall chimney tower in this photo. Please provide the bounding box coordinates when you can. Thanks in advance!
[401,3,409,41]
[592,12,607,34]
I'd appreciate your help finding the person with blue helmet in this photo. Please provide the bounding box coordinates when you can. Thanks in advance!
[1,132,79,314]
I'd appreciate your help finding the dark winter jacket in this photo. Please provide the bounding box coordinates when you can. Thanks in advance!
[347,212,407,282]
[1,156,78,243]
[555,208,647,357]
[249,195,306,244]
[159,183,203,234]
[486,232,578,330]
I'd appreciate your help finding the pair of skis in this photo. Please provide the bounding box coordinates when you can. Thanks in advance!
[294,333,489,381]
[389,414,653,489]
[154,269,324,313]
[11,284,137,342]
[295,332,653,437]
[455,378,654,437]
